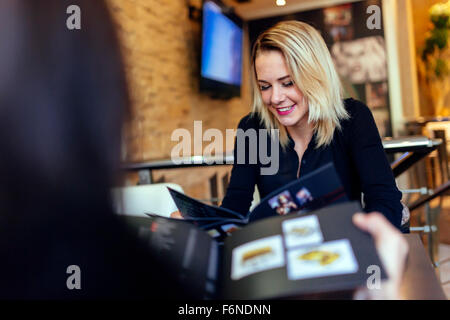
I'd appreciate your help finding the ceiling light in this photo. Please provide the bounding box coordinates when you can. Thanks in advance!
[276,0,286,6]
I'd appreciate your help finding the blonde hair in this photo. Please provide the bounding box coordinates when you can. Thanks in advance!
[250,20,349,149]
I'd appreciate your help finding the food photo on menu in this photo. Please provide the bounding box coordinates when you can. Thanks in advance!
[268,191,298,216]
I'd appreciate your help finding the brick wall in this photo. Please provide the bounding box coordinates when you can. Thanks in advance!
[108,0,250,201]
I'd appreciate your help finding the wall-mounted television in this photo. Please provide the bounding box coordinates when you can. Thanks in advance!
[200,0,243,99]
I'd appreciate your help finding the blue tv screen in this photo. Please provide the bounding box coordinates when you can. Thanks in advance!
[201,1,243,88]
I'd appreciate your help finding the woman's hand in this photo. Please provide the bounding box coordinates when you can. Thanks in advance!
[170,210,183,219]
[352,211,409,300]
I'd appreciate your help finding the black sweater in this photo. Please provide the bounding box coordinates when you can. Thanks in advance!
[221,98,403,229]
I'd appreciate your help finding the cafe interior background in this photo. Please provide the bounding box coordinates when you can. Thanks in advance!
[108,0,450,297]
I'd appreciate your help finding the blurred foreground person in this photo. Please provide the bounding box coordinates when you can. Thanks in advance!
[0,0,186,299]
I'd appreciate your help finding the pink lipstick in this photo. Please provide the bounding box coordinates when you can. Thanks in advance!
[276,104,296,115]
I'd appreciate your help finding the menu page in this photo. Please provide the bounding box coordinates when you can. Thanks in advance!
[221,201,387,300]
[125,215,221,299]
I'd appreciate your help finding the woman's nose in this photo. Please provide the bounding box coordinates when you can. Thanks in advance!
[271,86,285,105]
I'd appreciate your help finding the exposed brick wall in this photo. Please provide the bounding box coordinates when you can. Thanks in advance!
[107,0,250,201]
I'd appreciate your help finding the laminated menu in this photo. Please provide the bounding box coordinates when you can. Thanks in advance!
[129,201,388,299]
[167,162,347,241]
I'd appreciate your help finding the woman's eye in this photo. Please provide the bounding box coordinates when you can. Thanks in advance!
[260,85,270,91]
[283,81,293,87]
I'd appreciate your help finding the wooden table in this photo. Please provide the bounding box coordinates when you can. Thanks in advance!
[400,234,447,299]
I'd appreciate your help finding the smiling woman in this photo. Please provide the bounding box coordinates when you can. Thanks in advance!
[250,21,349,150]
[255,50,310,129]
[220,20,405,231]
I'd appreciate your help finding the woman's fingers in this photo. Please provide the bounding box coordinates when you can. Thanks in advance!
[170,211,183,219]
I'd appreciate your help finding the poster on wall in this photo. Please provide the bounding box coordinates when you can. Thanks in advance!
[325,2,390,137]
[323,4,354,42]
[330,36,387,84]
[365,82,388,109]
[248,0,392,138]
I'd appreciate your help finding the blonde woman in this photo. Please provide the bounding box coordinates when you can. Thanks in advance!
[220,21,404,230]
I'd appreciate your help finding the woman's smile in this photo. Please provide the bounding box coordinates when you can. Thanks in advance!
[275,104,296,115]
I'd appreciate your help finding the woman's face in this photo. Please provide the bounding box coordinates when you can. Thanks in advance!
[255,50,309,129]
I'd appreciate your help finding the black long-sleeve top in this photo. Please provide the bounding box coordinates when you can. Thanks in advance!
[221,98,403,229]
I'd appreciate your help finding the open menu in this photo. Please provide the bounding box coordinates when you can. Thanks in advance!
[167,162,347,241]
[129,201,388,299]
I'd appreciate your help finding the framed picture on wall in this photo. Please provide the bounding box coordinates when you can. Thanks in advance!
[323,4,354,42]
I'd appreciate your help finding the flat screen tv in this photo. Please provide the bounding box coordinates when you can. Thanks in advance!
[200,0,243,99]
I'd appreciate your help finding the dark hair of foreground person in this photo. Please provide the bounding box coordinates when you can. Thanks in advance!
[0,0,187,299]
